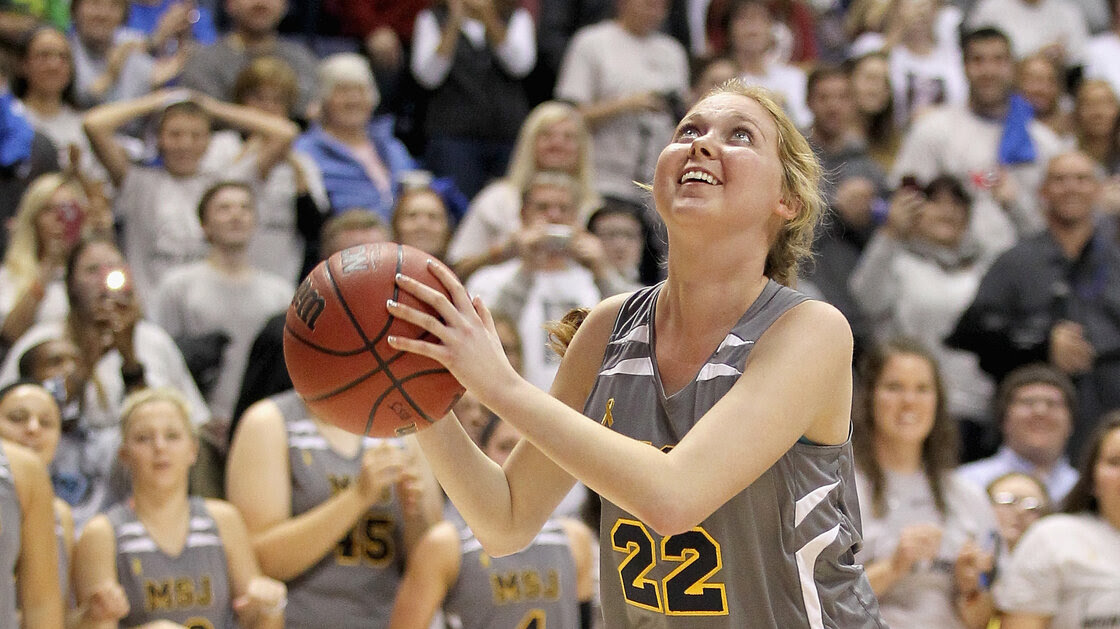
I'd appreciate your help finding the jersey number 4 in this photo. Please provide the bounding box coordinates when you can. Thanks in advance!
[611,519,728,616]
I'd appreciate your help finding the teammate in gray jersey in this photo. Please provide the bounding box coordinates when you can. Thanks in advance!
[389,416,595,629]
[73,387,287,629]
[0,381,99,623]
[0,437,63,628]
[388,79,886,627]
[226,389,443,629]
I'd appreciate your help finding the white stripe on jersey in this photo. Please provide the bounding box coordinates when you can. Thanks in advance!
[716,333,754,351]
[601,357,654,377]
[119,538,159,554]
[794,481,840,527]
[608,324,649,345]
[118,521,146,537]
[696,363,741,381]
[189,516,213,532]
[795,524,842,629]
[186,533,222,548]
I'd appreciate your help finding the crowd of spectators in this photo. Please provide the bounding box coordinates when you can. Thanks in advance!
[0,0,1117,626]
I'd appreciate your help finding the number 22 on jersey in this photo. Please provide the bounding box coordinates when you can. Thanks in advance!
[611,519,728,616]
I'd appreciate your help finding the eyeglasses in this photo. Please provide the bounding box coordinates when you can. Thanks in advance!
[991,491,1045,512]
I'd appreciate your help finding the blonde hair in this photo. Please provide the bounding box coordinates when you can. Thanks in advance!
[698,80,825,287]
[119,387,196,438]
[506,101,599,210]
[233,56,300,112]
[318,53,379,108]
[2,173,86,295]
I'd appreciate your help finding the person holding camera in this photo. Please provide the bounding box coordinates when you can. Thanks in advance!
[850,174,999,462]
[465,172,628,393]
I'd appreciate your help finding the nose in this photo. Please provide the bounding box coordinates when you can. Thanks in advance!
[26,416,41,435]
[689,132,716,159]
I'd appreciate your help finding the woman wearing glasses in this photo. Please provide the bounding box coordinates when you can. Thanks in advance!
[995,412,1120,628]
[985,472,1049,553]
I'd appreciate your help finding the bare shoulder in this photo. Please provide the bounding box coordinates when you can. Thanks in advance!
[203,499,246,529]
[557,516,594,547]
[550,293,629,406]
[237,397,285,432]
[2,440,49,500]
[756,299,853,359]
[422,520,462,549]
[78,514,115,547]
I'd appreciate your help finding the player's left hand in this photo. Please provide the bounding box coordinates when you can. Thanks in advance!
[388,260,520,406]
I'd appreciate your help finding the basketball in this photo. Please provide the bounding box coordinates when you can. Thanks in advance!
[283,242,464,437]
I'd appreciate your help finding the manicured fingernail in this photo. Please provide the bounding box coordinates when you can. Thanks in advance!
[387,335,396,344]
[395,273,404,281]
[387,299,397,308]
[427,258,433,266]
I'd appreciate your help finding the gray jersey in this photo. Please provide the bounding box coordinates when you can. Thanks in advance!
[110,497,233,629]
[586,282,885,628]
[274,390,406,629]
[0,446,20,627]
[444,519,580,629]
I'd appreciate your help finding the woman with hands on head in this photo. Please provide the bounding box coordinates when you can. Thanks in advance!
[852,338,998,629]
[225,389,442,629]
[72,387,286,629]
[388,79,886,627]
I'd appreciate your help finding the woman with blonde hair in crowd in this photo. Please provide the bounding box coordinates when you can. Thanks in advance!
[72,387,287,629]
[0,171,110,352]
[446,100,600,280]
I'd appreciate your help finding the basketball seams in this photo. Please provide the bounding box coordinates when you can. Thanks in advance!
[282,324,378,357]
[325,245,443,436]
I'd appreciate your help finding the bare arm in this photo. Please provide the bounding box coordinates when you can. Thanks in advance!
[411,294,621,556]
[397,438,443,557]
[71,516,126,629]
[225,400,405,581]
[9,441,64,629]
[194,94,299,177]
[394,263,853,537]
[82,90,174,186]
[386,521,460,629]
[560,517,596,603]
[206,501,286,629]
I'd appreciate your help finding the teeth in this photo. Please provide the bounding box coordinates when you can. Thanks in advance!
[680,170,718,185]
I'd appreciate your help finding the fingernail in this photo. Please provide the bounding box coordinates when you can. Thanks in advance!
[387,299,397,308]
[387,335,396,344]
[427,258,433,266]
[395,273,403,281]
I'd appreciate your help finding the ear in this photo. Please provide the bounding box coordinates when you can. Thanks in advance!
[776,197,799,221]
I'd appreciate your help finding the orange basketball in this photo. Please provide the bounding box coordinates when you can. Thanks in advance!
[283,242,464,437]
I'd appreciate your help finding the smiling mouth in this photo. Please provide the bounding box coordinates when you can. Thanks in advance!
[679,170,721,185]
